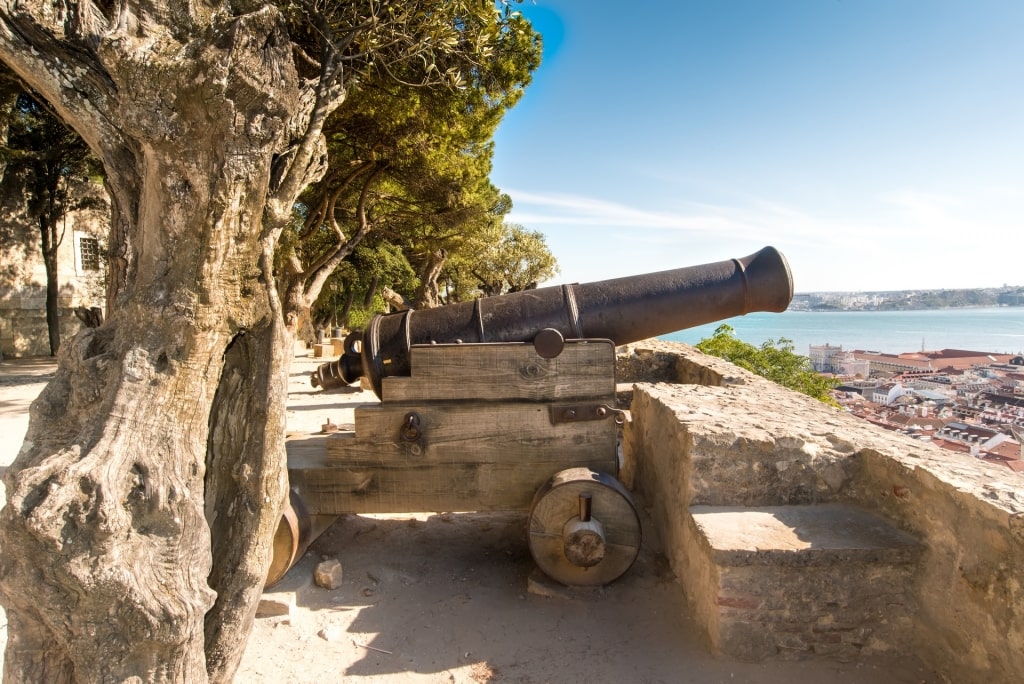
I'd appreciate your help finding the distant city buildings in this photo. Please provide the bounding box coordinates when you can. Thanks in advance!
[792,292,887,310]
[820,344,1024,474]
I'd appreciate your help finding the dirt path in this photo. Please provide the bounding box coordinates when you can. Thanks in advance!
[1,354,936,683]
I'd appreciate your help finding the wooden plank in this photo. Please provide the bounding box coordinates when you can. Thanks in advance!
[289,405,622,514]
[330,401,618,467]
[381,340,614,402]
[289,457,620,515]
[285,432,332,468]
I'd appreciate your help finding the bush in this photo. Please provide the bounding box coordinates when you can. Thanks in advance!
[696,324,838,405]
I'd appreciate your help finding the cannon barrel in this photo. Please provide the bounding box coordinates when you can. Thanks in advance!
[315,245,793,396]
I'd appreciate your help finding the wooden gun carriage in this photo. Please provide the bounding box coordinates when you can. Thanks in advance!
[270,247,794,587]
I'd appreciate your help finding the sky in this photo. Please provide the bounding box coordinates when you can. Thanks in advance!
[490,0,1023,294]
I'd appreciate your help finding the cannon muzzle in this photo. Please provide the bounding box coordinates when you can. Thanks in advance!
[316,246,793,396]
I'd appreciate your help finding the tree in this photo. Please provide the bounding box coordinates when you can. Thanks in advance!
[457,222,559,297]
[0,2,538,682]
[696,324,838,405]
[309,240,419,332]
[279,8,539,326]
[0,82,101,355]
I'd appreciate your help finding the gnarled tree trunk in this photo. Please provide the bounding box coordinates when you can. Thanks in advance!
[39,213,60,355]
[414,248,449,309]
[0,6,305,682]
[0,0,505,678]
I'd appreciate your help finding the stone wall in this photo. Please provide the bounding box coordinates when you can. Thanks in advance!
[618,340,1024,684]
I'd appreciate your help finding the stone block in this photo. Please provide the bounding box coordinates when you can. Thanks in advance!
[684,504,924,662]
[312,343,332,358]
[259,554,314,618]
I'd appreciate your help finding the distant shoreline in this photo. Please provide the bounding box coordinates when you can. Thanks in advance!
[791,286,1024,312]
[794,304,1024,313]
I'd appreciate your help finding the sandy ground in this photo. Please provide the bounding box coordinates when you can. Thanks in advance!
[0,353,937,683]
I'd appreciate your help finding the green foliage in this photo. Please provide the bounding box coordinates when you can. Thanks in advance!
[312,241,418,329]
[284,1,543,314]
[442,222,558,299]
[1,89,99,220]
[344,294,387,332]
[696,325,838,405]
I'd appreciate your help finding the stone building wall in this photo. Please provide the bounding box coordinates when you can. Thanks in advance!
[0,178,107,358]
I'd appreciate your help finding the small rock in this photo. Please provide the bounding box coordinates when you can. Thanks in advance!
[314,558,344,589]
[318,624,346,642]
[256,595,292,618]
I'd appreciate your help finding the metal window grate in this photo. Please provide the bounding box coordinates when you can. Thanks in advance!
[79,236,100,271]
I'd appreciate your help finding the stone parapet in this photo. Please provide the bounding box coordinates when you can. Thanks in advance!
[686,504,924,661]
[620,340,1024,684]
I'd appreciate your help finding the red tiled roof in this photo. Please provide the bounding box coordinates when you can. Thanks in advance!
[987,441,1022,460]
[925,349,1014,361]
[930,438,972,454]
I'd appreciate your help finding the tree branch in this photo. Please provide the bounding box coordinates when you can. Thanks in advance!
[0,9,118,152]
[300,161,388,302]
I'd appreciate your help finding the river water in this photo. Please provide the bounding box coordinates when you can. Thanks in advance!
[660,307,1024,356]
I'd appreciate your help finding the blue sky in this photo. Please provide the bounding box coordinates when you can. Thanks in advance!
[490,1,1023,293]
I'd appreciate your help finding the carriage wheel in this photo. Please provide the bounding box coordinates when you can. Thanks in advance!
[265,489,311,588]
[527,467,641,586]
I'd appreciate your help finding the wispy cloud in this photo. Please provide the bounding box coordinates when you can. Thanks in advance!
[506,185,1021,249]
[506,190,723,230]
[881,188,968,226]
[880,186,1021,238]
[503,188,851,246]
[505,184,1024,291]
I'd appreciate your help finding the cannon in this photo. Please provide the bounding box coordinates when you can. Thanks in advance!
[272,246,793,588]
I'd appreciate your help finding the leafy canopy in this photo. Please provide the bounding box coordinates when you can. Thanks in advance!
[442,222,558,300]
[281,2,542,317]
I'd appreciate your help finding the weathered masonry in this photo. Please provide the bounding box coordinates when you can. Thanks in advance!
[620,340,1023,684]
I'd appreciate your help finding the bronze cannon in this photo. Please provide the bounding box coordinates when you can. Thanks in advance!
[273,246,793,587]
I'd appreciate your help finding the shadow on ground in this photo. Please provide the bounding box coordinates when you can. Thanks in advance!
[246,509,938,684]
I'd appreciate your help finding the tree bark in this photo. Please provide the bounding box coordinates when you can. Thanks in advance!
[380,286,413,312]
[203,316,289,682]
[0,6,302,682]
[414,248,448,309]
